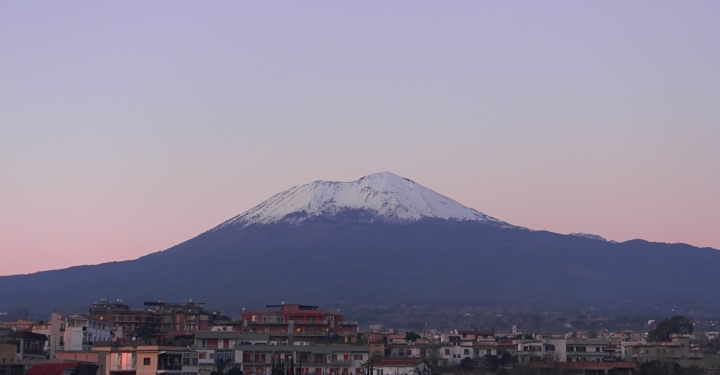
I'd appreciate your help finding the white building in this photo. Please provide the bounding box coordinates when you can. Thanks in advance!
[62,314,113,351]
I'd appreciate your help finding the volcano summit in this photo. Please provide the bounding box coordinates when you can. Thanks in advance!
[215,172,511,228]
[1,172,719,315]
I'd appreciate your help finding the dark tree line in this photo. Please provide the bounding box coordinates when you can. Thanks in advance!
[648,315,694,342]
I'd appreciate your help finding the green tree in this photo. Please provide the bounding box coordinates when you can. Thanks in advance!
[648,316,693,342]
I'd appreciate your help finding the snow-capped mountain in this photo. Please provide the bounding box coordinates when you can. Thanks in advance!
[3,172,720,315]
[215,172,511,229]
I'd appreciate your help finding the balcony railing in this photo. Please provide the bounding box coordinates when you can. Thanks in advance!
[110,365,136,372]
[157,364,183,371]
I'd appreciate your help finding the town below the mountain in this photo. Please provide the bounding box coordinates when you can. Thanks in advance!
[2,300,719,375]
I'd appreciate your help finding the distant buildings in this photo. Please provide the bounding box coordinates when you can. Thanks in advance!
[3,299,720,375]
[88,299,228,340]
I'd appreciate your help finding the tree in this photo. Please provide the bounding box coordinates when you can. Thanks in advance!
[404,331,420,342]
[648,316,693,342]
[483,355,499,372]
[458,357,474,372]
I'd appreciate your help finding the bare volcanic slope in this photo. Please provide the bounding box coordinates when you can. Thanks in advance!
[1,172,719,316]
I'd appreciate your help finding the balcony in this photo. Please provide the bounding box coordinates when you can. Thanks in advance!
[110,365,136,372]
[22,349,46,356]
[157,364,183,372]
[294,331,329,336]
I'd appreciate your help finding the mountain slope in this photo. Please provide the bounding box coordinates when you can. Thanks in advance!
[1,173,719,316]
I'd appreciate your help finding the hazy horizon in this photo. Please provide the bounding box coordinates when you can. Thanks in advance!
[1,2,719,276]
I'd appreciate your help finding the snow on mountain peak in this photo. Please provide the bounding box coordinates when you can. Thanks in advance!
[569,233,608,242]
[214,172,511,229]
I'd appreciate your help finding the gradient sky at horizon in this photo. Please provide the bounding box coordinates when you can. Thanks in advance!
[1,2,719,276]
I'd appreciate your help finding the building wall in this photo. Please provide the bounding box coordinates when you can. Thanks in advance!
[0,344,15,362]
[234,344,369,375]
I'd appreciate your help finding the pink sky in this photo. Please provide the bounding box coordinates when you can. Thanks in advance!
[1,2,719,276]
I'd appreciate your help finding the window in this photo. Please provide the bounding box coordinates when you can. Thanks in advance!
[183,353,198,366]
[143,358,151,366]
[463,349,469,355]
[445,349,450,355]
[263,315,284,324]
[353,355,362,360]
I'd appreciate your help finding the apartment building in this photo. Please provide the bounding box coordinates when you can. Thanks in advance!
[89,299,226,340]
[233,343,370,375]
[0,329,48,360]
[63,315,113,352]
[238,305,358,344]
[624,334,703,367]
[92,343,199,375]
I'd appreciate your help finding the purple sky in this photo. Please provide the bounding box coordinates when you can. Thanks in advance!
[1,2,719,276]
